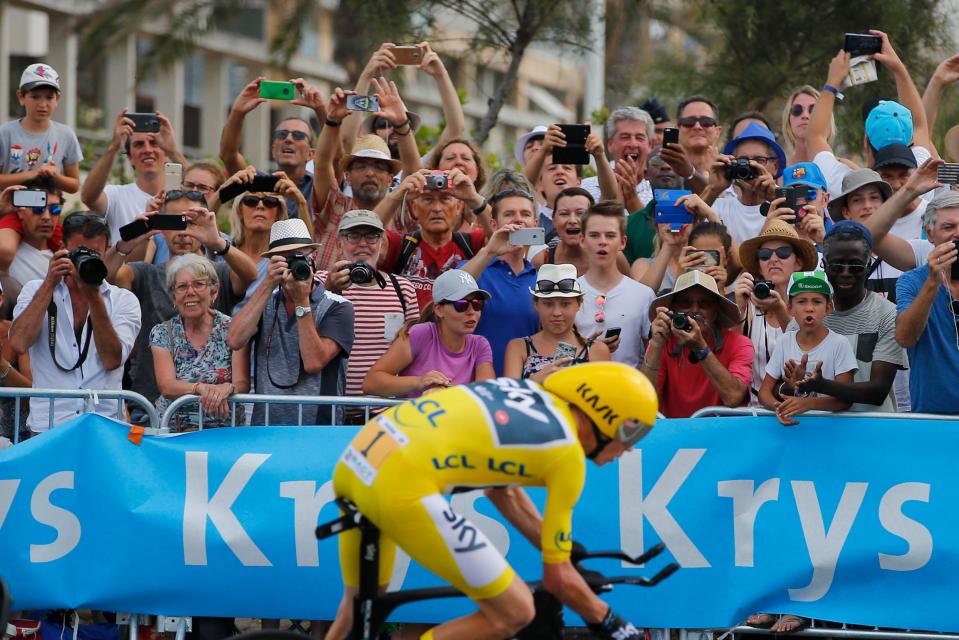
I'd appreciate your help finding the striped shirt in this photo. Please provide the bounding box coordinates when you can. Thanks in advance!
[317,270,419,397]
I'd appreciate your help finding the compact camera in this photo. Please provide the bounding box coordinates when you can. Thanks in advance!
[753,279,775,300]
[424,173,449,190]
[672,312,692,332]
[724,158,758,181]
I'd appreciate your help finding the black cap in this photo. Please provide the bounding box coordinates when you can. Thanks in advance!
[640,98,670,124]
[872,143,917,170]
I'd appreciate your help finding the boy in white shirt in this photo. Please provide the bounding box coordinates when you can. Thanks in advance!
[759,270,857,425]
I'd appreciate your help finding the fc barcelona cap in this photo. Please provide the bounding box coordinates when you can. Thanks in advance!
[19,63,61,92]
[782,162,827,191]
[788,270,834,298]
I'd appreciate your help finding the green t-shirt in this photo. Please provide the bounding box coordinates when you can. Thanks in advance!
[625,202,657,263]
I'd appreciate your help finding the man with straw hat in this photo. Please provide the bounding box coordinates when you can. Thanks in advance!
[641,270,753,417]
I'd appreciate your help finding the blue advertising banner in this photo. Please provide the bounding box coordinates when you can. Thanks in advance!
[0,413,955,630]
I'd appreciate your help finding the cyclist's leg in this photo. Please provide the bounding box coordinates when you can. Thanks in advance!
[419,573,534,640]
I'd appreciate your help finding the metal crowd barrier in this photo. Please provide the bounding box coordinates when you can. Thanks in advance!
[159,393,402,431]
[719,623,959,640]
[689,406,955,421]
[0,388,159,444]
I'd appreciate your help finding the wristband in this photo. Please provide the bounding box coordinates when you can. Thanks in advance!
[471,197,488,215]
[324,118,342,128]
[392,117,411,130]
[822,84,844,102]
[213,238,232,257]
[684,167,696,181]
[688,346,711,364]
[113,242,131,257]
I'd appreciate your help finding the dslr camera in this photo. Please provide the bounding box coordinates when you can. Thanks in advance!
[671,312,692,332]
[69,247,107,286]
[346,261,376,284]
[286,252,313,281]
[753,279,775,300]
[724,158,758,181]
[424,172,449,190]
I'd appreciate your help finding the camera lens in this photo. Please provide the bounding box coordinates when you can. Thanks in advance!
[286,253,312,281]
[754,280,773,300]
[348,261,375,284]
[69,248,107,286]
[672,312,691,332]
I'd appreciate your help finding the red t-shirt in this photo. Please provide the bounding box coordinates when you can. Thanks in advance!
[657,329,754,418]
[383,228,486,311]
[0,213,63,250]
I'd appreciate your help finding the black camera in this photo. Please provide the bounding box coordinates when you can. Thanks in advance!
[952,240,959,281]
[347,261,376,284]
[672,312,692,332]
[753,279,775,300]
[724,158,757,181]
[69,247,107,286]
[286,252,313,281]
[424,173,449,190]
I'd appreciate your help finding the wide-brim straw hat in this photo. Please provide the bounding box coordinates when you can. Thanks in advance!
[738,219,819,277]
[648,270,741,328]
[338,134,401,175]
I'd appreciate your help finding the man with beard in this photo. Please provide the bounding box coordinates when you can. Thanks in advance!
[312,81,415,272]
[103,194,258,423]
[219,77,327,216]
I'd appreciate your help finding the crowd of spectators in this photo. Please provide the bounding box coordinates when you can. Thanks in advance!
[1,31,958,453]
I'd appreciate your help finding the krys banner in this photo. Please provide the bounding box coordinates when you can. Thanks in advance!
[0,413,956,630]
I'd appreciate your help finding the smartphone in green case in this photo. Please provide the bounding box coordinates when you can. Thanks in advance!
[259,81,295,100]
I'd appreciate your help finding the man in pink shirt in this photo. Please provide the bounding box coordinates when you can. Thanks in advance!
[641,270,753,417]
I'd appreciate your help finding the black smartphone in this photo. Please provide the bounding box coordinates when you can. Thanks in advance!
[844,33,882,56]
[552,124,590,165]
[662,127,679,147]
[218,174,280,203]
[952,240,959,281]
[937,163,959,185]
[149,214,188,231]
[604,327,622,340]
[119,219,151,242]
[126,112,160,133]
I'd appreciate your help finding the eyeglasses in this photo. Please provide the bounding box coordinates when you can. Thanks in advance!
[182,180,216,194]
[594,295,606,323]
[273,129,310,142]
[29,204,62,216]
[340,230,383,243]
[738,155,777,166]
[444,298,485,313]
[535,278,578,293]
[491,188,534,203]
[825,261,868,275]
[757,246,795,261]
[678,116,718,128]
[790,104,815,117]
[165,190,207,204]
[172,279,211,294]
[241,195,281,208]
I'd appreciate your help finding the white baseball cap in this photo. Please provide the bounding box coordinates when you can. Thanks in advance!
[19,63,61,92]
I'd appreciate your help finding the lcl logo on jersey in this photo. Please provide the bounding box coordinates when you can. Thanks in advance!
[575,383,620,426]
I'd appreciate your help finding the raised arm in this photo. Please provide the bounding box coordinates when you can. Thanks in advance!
[371,76,420,177]
[418,42,465,152]
[807,51,849,157]
[923,53,959,134]
[341,44,397,153]
[871,29,934,153]
[219,78,267,176]
[311,88,354,219]
[155,111,188,167]
[587,129,619,201]
[81,110,133,213]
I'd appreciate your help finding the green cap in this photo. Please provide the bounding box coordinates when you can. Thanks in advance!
[788,270,833,298]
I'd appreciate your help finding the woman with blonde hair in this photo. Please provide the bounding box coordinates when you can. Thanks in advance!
[782,85,838,165]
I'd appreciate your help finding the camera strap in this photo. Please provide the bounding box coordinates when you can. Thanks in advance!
[47,301,93,372]
[265,291,305,390]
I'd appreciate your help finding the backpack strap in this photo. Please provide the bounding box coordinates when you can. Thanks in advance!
[394,232,421,274]
[386,272,407,315]
[451,231,476,259]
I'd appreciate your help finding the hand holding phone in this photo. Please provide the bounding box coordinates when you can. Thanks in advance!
[662,128,679,147]
[554,342,578,363]
[12,189,47,209]
[552,124,590,165]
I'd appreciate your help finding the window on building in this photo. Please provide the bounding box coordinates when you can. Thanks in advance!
[182,54,204,149]
[219,2,265,41]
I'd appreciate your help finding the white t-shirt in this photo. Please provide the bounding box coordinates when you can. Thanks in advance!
[890,199,925,240]
[575,274,655,368]
[714,197,765,244]
[103,182,153,244]
[9,242,52,286]
[581,165,653,208]
[910,238,933,267]
[765,328,858,395]
[815,146,933,201]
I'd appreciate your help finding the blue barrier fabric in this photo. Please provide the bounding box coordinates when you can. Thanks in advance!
[0,413,952,629]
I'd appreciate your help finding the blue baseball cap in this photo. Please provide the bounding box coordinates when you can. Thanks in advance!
[722,122,787,178]
[865,100,913,150]
[825,220,873,250]
[783,162,828,191]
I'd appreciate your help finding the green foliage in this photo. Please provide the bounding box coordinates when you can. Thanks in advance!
[645,0,951,158]
[591,106,610,126]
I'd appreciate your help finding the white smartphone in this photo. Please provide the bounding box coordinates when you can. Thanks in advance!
[555,342,577,363]
[164,162,183,192]
[509,227,545,246]
[12,189,47,208]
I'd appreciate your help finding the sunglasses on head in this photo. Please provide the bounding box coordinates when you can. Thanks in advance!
[30,204,62,216]
[825,261,869,275]
[273,129,310,142]
[241,195,281,208]
[757,246,795,261]
[790,104,815,117]
[678,115,718,128]
[444,298,485,313]
[165,190,207,204]
[535,278,578,293]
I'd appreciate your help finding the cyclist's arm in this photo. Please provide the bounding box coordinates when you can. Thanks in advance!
[542,561,609,625]
[485,487,542,548]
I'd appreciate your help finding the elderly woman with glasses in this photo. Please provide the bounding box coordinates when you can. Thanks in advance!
[503,263,610,383]
[151,253,250,430]
[364,269,494,398]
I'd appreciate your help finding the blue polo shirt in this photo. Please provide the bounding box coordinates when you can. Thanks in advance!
[458,257,539,375]
[896,265,959,414]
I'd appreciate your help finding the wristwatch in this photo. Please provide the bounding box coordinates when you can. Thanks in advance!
[688,346,711,364]
[213,238,232,257]
[295,305,312,318]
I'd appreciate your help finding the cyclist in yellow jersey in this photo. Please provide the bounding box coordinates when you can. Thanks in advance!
[326,361,659,640]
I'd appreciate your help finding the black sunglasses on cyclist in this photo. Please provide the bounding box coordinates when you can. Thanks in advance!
[273,129,310,142]
[29,204,62,216]
[535,278,578,293]
[241,195,281,208]
[825,261,869,275]
[445,298,485,313]
[757,246,795,261]
[165,190,207,204]
[678,115,718,128]
[790,104,815,117]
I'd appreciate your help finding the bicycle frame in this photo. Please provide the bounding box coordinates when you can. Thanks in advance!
[315,499,679,639]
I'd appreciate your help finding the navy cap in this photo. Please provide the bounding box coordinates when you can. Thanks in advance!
[826,220,873,250]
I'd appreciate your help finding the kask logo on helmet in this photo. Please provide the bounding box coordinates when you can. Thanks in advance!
[575,383,619,425]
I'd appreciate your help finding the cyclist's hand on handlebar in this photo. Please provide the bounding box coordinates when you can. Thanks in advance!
[588,607,643,640]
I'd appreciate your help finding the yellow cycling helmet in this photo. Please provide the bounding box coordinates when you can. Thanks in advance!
[543,362,658,457]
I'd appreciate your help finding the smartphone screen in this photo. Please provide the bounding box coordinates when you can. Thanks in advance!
[555,342,577,361]
[844,33,882,56]
[691,249,721,271]
[346,95,381,112]
[149,214,188,231]
[12,189,47,208]
[937,164,959,185]
[164,163,183,192]
[552,124,590,165]
[662,128,679,146]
